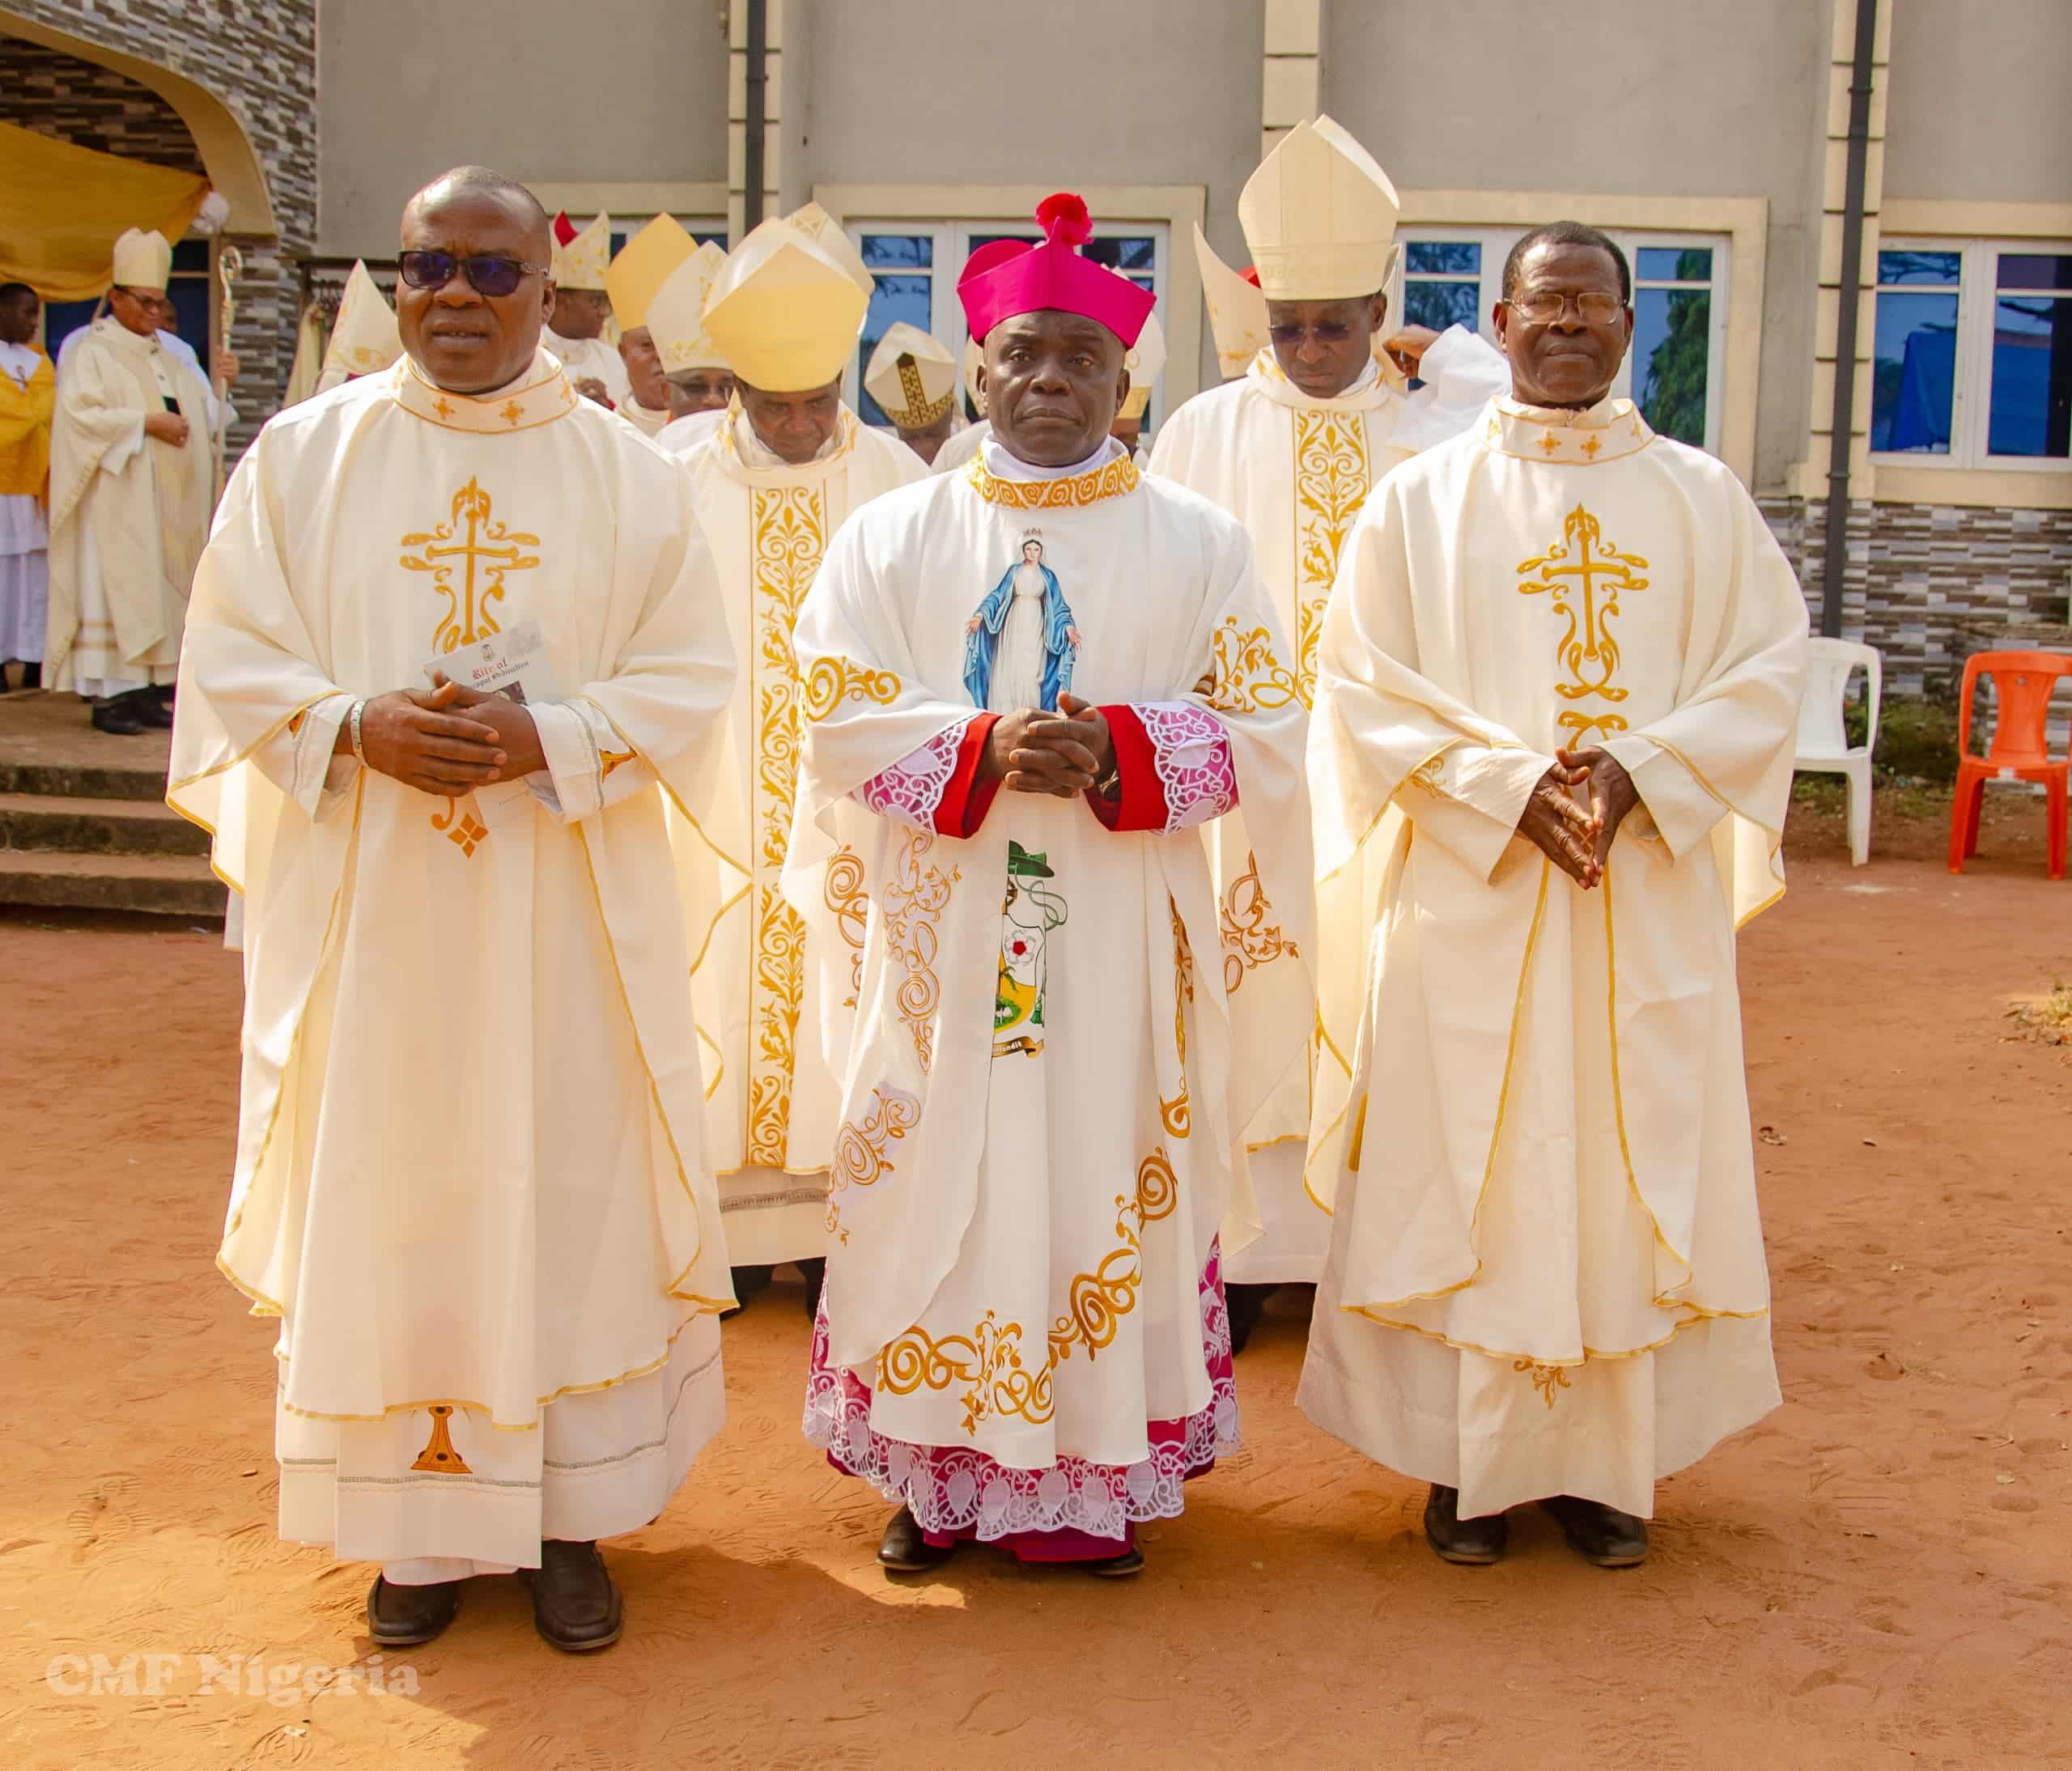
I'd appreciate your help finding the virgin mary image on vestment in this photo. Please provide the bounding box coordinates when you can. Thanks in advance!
[962,533,1081,711]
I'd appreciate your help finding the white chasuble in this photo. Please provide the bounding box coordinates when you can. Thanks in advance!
[783,449,1314,1505]
[45,317,214,694]
[1297,396,1807,1520]
[168,352,743,1567]
[681,403,928,1263]
[1148,329,1508,1282]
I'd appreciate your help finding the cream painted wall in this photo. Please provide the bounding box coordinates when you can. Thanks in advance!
[1319,0,1832,491]
[316,0,730,256]
[1885,0,2072,204]
[793,0,1263,391]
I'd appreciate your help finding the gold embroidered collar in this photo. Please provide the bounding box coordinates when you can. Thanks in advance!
[714,397,859,486]
[1484,394,1654,465]
[964,448,1140,508]
[392,350,578,434]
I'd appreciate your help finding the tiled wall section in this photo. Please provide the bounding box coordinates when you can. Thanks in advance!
[0,38,203,170]
[2,1,318,452]
[1763,497,2072,694]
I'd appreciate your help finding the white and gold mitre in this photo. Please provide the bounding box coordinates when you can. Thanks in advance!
[553,211,612,293]
[321,260,401,380]
[701,208,869,391]
[1192,222,1271,379]
[112,227,172,291]
[646,241,728,373]
[1117,309,1166,421]
[963,334,985,415]
[864,322,957,427]
[1238,115,1400,301]
[785,202,877,299]
[605,214,694,331]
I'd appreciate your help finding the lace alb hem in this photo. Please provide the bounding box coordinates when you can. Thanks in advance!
[1138,700,1237,834]
[852,716,974,831]
[802,1242,1238,1543]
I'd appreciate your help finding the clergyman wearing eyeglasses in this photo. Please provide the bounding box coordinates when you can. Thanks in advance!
[1298,221,1809,1571]
[168,166,744,1654]
[45,227,233,736]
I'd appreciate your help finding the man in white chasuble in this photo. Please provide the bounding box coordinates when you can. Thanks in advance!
[1149,118,1510,1345]
[168,168,741,1651]
[666,206,928,1314]
[783,193,1313,1578]
[1299,223,1807,1568]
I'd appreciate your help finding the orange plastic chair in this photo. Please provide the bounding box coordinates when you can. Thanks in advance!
[1947,650,2071,880]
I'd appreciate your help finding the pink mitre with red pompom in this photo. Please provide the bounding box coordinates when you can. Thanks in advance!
[956,192,1157,347]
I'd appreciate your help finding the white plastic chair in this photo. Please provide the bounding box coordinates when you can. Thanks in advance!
[1794,637,1883,865]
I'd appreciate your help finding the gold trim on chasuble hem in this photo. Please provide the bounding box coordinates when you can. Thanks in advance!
[1291,406,1371,708]
[963,450,1140,509]
[876,1147,1181,1435]
[825,1081,921,1244]
[746,481,830,1168]
[393,356,579,435]
[1517,503,1650,747]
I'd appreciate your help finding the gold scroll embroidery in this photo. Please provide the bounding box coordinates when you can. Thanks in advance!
[1206,616,1301,715]
[802,654,902,722]
[1515,1358,1573,1408]
[430,798,488,858]
[881,826,958,1074]
[964,451,1140,509]
[1291,407,1371,708]
[826,1081,920,1243]
[401,478,540,655]
[1517,503,1651,745]
[410,1404,471,1474]
[1218,852,1297,994]
[822,844,868,1009]
[1161,899,1193,1138]
[746,482,829,1166]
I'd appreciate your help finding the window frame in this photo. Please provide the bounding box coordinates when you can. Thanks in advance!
[1391,223,1732,457]
[1870,235,2072,475]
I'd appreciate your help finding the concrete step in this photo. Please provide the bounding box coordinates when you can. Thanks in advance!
[0,754,170,804]
[0,792,210,857]
[0,849,226,919]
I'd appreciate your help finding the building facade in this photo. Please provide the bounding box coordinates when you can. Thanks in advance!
[4,0,2065,690]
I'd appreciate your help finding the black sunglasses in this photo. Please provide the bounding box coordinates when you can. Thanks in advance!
[397,251,547,299]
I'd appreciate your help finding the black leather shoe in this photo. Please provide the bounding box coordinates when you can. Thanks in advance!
[796,1256,827,1321]
[877,1506,956,1573]
[1424,1484,1509,1565]
[1539,1495,1650,1567]
[1225,1283,1272,1354]
[365,1574,461,1646]
[126,689,174,729]
[529,1540,623,1651]
[1086,1544,1145,1578]
[90,699,145,737]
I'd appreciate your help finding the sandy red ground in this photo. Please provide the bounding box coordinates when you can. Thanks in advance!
[3,795,2068,1770]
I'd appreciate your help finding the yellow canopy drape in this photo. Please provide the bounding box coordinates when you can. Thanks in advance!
[0,123,210,302]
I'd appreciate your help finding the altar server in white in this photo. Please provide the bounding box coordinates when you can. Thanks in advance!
[1298,223,1807,1568]
[1149,120,1509,1328]
[169,168,741,1651]
[669,204,928,1302]
[786,193,1312,1577]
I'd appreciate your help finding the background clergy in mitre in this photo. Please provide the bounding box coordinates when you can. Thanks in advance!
[44,227,219,737]
[1298,222,1807,1569]
[780,190,1314,1576]
[647,240,735,429]
[1147,117,1511,1340]
[863,321,964,465]
[928,333,991,475]
[670,202,928,1315]
[1109,310,1166,465]
[167,164,742,1653]
[546,210,631,407]
[606,214,698,438]
[314,260,402,394]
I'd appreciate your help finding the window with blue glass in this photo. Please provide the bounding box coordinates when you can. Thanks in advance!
[1402,240,1482,335]
[1872,239,2071,468]
[1631,247,1713,448]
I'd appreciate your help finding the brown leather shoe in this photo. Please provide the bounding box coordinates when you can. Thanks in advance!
[1424,1484,1509,1565]
[1539,1495,1650,1567]
[528,1540,623,1651]
[365,1574,461,1646]
[877,1506,956,1573]
[1086,1544,1145,1578]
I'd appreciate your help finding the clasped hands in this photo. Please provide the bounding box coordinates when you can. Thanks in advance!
[979,692,1115,800]
[337,677,546,797]
[1514,747,1639,889]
